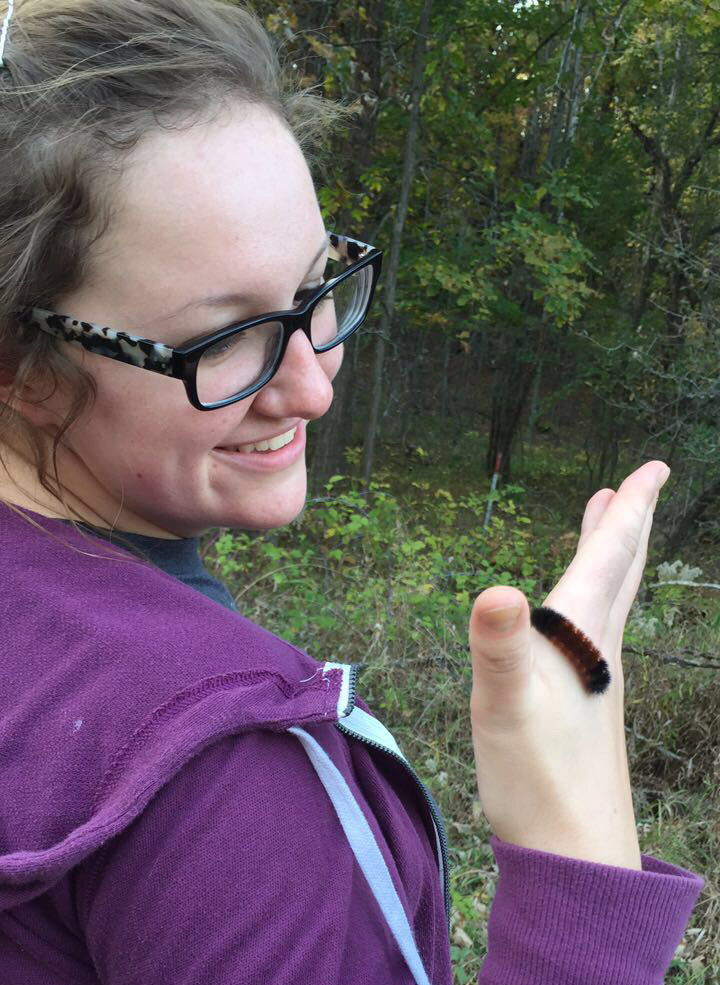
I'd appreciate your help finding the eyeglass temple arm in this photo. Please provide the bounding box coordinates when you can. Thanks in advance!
[19,309,177,377]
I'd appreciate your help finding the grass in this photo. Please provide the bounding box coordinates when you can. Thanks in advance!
[201,419,719,984]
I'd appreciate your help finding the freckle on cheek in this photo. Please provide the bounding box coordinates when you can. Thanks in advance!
[136,473,143,480]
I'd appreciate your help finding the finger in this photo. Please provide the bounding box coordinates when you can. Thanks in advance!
[559,461,669,607]
[611,483,661,622]
[577,488,616,552]
[469,587,531,713]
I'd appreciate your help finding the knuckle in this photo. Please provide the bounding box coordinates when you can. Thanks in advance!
[618,523,641,560]
[478,639,525,676]
[484,653,519,676]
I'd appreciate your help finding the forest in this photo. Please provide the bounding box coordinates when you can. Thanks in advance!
[203,2,720,980]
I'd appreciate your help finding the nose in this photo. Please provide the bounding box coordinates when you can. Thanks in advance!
[250,327,342,421]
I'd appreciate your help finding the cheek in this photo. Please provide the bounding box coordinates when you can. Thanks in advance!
[92,370,175,434]
[69,362,223,459]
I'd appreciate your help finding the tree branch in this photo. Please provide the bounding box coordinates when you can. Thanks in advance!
[484,11,577,105]
[672,100,720,204]
[624,115,672,208]
[648,580,720,591]
[624,643,720,671]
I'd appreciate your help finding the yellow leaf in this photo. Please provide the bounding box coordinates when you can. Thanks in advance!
[307,36,334,60]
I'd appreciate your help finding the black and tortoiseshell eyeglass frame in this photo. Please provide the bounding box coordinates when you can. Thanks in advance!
[18,233,383,411]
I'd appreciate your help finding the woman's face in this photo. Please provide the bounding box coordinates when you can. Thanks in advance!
[41,104,342,538]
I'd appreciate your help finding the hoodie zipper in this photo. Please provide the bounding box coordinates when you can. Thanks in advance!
[334,665,451,926]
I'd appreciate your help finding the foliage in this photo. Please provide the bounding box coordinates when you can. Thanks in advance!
[229,2,720,977]
[203,429,719,982]
[208,473,539,650]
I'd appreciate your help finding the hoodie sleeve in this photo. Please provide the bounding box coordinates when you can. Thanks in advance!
[74,718,703,985]
[477,835,704,985]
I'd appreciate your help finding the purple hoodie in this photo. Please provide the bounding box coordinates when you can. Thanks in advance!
[0,504,703,984]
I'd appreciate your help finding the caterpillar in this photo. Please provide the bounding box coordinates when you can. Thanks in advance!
[530,606,611,695]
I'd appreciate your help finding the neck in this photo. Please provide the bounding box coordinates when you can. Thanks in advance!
[0,437,181,539]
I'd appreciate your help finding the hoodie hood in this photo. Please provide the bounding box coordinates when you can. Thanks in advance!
[0,503,356,910]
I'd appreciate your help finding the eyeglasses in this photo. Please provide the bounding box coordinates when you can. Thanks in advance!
[19,232,383,411]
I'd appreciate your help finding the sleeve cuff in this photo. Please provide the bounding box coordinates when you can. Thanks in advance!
[477,835,704,985]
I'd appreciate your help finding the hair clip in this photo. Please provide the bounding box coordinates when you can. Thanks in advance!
[0,0,14,69]
[530,606,611,695]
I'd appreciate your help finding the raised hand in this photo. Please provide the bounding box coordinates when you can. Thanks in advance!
[468,460,670,869]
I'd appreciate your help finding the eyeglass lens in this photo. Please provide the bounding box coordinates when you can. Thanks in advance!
[195,262,374,405]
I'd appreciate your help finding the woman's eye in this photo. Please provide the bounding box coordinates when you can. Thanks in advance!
[203,333,244,360]
[294,282,324,307]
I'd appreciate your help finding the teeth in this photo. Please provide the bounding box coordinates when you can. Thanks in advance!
[234,427,297,454]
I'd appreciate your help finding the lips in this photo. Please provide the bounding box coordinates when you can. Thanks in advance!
[215,422,302,454]
[217,427,297,454]
[211,421,306,472]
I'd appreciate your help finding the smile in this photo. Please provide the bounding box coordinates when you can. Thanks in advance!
[218,427,298,454]
[211,423,306,472]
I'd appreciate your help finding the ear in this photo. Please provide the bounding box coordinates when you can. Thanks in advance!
[0,374,62,431]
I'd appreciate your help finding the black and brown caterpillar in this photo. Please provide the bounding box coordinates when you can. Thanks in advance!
[530,606,611,695]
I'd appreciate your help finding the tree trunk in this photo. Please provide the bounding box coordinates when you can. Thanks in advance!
[486,337,537,480]
[309,359,353,491]
[583,399,620,496]
[307,0,386,489]
[439,331,451,418]
[362,0,434,487]
[543,0,584,170]
[524,356,542,447]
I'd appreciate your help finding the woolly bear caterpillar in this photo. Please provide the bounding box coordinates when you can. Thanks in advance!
[530,606,611,695]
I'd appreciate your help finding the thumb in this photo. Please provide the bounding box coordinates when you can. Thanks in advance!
[469,587,531,705]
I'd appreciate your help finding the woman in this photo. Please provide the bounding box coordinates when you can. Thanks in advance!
[0,2,703,983]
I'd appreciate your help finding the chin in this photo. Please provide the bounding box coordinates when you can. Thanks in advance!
[225,485,308,532]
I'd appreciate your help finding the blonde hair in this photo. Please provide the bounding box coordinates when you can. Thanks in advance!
[0,0,339,557]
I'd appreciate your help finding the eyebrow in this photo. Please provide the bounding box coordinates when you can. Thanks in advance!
[167,234,331,318]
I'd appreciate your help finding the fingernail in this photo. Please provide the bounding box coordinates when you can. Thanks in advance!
[481,604,521,632]
[657,466,671,489]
